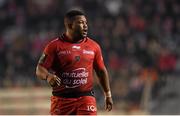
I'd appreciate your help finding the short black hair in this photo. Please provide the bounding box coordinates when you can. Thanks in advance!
[65,10,85,20]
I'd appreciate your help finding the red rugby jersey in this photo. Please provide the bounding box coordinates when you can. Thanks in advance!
[39,34,105,94]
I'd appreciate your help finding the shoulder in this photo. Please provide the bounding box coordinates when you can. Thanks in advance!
[45,37,61,48]
[47,37,60,45]
[86,37,101,49]
[44,37,60,51]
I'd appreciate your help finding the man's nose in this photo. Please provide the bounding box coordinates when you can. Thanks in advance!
[83,22,88,28]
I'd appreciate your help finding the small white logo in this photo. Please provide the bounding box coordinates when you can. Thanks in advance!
[83,50,94,55]
[72,46,81,49]
[65,85,81,88]
[58,50,71,55]
[87,105,97,112]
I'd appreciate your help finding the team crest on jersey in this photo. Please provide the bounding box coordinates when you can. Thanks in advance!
[75,56,80,61]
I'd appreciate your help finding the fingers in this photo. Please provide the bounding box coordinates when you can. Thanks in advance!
[105,97,113,112]
[47,74,61,87]
[54,75,61,86]
[106,103,112,111]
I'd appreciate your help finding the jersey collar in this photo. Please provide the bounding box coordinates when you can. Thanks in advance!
[60,33,87,44]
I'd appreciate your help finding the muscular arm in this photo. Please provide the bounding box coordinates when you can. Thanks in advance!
[93,43,113,111]
[95,67,111,94]
[36,64,61,87]
[36,64,49,80]
[36,40,61,86]
[95,67,113,111]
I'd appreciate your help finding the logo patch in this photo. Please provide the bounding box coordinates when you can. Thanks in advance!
[72,46,81,49]
[87,105,97,112]
[61,68,89,88]
[83,50,94,55]
[58,50,71,55]
[75,56,80,61]
[38,53,47,64]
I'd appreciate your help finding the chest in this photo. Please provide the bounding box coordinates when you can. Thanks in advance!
[56,45,95,66]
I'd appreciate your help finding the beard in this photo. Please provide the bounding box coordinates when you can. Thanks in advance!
[73,29,87,42]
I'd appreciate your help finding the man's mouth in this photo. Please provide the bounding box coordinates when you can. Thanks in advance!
[82,30,88,35]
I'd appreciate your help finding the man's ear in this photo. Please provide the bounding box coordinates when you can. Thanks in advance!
[68,23,73,29]
[64,18,73,30]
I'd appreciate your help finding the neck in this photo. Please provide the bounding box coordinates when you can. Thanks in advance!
[65,31,74,42]
[65,31,84,43]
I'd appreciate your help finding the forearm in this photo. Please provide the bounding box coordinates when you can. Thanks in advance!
[36,64,49,80]
[96,68,112,97]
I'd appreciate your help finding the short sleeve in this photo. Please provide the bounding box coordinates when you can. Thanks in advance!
[93,44,105,71]
[38,40,57,69]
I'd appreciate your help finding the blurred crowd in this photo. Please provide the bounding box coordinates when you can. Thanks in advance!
[0,0,179,112]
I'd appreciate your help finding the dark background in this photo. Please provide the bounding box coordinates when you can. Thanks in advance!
[0,0,180,115]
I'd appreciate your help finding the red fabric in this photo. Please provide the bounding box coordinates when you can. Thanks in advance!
[39,35,105,94]
[158,54,176,72]
[129,15,145,31]
[140,68,158,82]
[50,96,97,115]
[108,53,122,70]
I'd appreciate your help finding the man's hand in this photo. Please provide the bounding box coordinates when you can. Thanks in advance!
[46,73,61,87]
[105,97,113,111]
